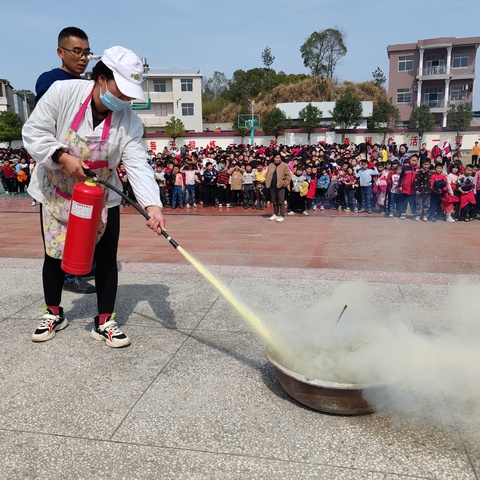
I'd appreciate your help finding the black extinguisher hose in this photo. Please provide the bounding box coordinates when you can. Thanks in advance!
[83,169,178,249]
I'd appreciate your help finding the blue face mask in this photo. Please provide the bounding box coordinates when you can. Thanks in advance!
[100,83,131,111]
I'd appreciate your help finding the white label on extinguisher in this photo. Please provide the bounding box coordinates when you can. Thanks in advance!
[71,201,94,219]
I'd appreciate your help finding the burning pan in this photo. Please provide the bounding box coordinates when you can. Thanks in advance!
[266,348,384,415]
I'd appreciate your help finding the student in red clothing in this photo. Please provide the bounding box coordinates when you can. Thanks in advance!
[305,165,317,210]
[398,154,418,219]
[429,162,448,222]
[2,159,17,195]
[457,164,476,221]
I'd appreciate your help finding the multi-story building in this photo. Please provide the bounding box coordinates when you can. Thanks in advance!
[134,66,203,135]
[387,36,480,127]
[0,78,31,122]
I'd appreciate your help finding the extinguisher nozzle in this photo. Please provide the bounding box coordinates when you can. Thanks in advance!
[161,230,179,249]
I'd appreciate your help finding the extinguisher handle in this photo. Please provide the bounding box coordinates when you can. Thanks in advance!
[83,168,96,179]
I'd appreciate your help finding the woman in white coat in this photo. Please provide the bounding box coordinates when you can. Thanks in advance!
[23,46,165,348]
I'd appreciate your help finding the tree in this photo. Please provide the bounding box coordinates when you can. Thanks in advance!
[300,28,347,78]
[409,105,435,141]
[0,111,23,146]
[224,68,309,105]
[261,46,275,69]
[447,102,473,140]
[369,98,400,143]
[227,68,264,104]
[164,116,185,145]
[261,107,288,141]
[298,103,323,143]
[330,92,363,139]
[203,71,229,101]
[372,67,386,87]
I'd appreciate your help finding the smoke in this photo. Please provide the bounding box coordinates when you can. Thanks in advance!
[263,282,480,437]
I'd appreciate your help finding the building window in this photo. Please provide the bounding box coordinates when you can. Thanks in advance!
[452,53,469,69]
[398,55,413,72]
[181,79,193,92]
[155,103,168,116]
[182,103,194,116]
[425,54,445,74]
[153,79,167,92]
[450,85,467,102]
[396,88,412,104]
[424,87,443,108]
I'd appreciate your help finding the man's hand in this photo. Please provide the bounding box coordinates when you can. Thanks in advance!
[145,206,166,235]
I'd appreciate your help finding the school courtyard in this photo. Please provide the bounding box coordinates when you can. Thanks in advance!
[1,196,480,479]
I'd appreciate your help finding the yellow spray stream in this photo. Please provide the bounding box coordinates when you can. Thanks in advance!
[177,245,284,352]
[79,172,283,351]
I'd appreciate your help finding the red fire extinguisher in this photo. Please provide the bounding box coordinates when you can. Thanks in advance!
[61,178,105,275]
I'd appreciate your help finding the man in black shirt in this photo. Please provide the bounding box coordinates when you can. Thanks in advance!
[34,26,96,294]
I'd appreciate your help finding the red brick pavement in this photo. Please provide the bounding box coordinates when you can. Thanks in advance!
[1,196,479,274]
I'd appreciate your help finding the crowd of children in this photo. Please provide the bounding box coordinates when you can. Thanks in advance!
[2,141,480,223]
[113,141,479,223]
[0,147,36,203]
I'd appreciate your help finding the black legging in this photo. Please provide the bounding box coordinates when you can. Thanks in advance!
[41,205,120,314]
[269,186,286,217]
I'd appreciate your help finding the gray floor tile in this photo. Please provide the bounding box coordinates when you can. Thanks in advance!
[0,430,437,480]
[0,319,187,439]
[112,330,473,479]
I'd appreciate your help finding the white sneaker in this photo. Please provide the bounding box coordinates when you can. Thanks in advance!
[319,205,324,210]
[186,204,191,208]
[32,308,68,342]
[312,205,317,210]
[287,211,295,216]
[268,214,277,221]
[276,216,285,222]
[219,204,223,208]
[31,200,37,206]
[193,203,197,207]
[90,316,130,348]
[302,211,309,216]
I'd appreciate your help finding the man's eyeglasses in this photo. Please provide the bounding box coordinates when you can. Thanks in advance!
[59,47,93,59]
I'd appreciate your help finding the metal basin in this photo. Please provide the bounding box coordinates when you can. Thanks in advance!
[267,348,383,415]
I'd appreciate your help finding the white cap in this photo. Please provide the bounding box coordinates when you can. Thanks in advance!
[101,46,145,101]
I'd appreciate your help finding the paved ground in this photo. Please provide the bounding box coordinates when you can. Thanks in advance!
[1,193,480,479]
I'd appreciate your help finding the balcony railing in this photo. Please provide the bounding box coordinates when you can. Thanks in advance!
[418,66,449,76]
[421,100,445,108]
[418,66,475,77]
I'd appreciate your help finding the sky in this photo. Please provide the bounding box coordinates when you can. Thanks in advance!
[3,0,480,109]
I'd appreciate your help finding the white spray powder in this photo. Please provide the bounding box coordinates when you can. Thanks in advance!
[261,281,480,430]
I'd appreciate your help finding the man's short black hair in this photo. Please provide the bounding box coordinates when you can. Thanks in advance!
[58,27,88,45]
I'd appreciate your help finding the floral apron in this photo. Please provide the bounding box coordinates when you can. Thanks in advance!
[42,88,113,259]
